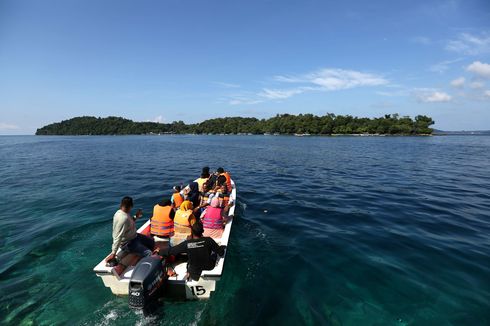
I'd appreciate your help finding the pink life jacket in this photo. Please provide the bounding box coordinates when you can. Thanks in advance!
[202,206,224,229]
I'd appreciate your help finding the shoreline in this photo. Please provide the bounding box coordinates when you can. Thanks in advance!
[30,133,436,137]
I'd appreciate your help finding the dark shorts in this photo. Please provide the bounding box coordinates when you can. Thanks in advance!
[124,233,155,257]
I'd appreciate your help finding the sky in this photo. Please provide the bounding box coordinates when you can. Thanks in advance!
[1,0,490,134]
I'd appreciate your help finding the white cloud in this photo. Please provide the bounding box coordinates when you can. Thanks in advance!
[258,88,305,99]
[484,90,490,98]
[429,58,462,73]
[213,82,241,88]
[228,97,263,105]
[276,68,388,91]
[227,67,388,105]
[446,32,490,55]
[310,69,388,90]
[273,75,303,83]
[0,123,20,130]
[413,89,452,103]
[450,77,465,88]
[470,81,485,89]
[466,61,490,78]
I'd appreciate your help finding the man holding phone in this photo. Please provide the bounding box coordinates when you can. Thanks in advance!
[105,196,155,264]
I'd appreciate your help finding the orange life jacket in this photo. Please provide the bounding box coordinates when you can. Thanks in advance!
[150,204,174,237]
[216,190,230,208]
[172,192,184,208]
[220,172,232,191]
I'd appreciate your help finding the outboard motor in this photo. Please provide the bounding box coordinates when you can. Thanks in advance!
[128,256,167,309]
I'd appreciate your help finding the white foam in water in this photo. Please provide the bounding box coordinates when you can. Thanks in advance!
[100,310,118,326]
[189,307,205,326]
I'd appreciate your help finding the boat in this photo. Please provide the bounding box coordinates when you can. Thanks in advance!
[93,179,237,301]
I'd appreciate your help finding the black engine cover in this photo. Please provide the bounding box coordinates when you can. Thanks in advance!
[128,256,166,309]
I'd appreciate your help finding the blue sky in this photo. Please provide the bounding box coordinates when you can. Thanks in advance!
[1,0,489,134]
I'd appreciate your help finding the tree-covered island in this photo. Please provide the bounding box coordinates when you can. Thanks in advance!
[36,114,434,136]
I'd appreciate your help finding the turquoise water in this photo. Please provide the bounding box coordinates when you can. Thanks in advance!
[0,135,489,325]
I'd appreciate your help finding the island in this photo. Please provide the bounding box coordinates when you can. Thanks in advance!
[35,114,434,136]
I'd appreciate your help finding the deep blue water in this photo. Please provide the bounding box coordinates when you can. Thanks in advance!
[0,135,489,325]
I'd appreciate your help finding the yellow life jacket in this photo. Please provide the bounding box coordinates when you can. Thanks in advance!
[174,209,194,227]
[196,177,209,192]
[174,209,195,239]
[150,205,174,237]
[200,191,212,207]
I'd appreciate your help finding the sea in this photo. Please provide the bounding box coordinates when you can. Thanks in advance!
[0,135,489,326]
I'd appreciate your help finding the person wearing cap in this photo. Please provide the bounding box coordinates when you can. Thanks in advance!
[169,222,226,281]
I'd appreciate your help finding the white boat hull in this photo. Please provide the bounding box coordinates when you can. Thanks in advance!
[93,179,236,300]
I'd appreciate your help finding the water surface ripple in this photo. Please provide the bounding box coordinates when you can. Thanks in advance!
[0,135,489,325]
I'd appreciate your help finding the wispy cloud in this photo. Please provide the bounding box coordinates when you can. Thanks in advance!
[258,88,305,99]
[275,68,388,91]
[0,122,20,130]
[450,77,465,88]
[413,89,452,103]
[429,58,463,73]
[227,67,389,105]
[446,32,490,55]
[470,81,485,89]
[212,82,241,88]
[484,90,490,98]
[227,95,264,105]
[466,61,490,79]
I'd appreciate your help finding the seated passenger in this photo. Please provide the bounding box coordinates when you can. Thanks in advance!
[208,175,229,208]
[169,222,226,281]
[185,181,201,208]
[171,185,184,209]
[197,180,213,211]
[216,167,232,191]
[171,200,196,246]
[150,198,175,238]
[201,197,226,239]
[106,196,155,264]
[196,166,210,192]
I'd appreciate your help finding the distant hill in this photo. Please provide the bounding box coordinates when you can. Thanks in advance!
[36,114,435,136]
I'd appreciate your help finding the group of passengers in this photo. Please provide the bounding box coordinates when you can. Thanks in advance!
[106,167,233,281]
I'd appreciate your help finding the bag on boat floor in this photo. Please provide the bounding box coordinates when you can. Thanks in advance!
[128,256,167,309]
